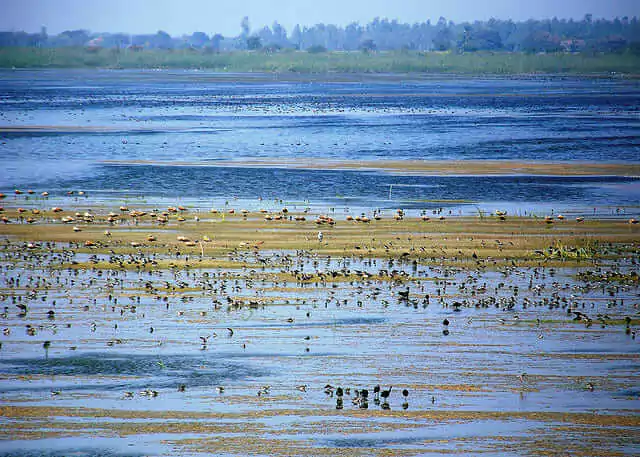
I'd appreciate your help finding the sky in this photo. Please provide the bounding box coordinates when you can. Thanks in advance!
[1,0,638,36]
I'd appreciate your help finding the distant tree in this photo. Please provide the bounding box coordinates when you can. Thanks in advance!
[290,24,302,49]
[188,32,209,48]
[460,27,503,51]
[240,16,250,38]
[596,35,627,53]
[307,44,327,53]
[3,14,640,54]
[257,26,274,47]
[359,38,376,53]
[58,30,90,47]
[627,41,640,55]
[0,31,44,46]
[263,42,282,53]
[271,21,288,47]
[246,35,262,50]
[210,33,224,52]
[344,22,362,50]
[522,30,561,53]
[153,30,173,49]
[433,27,453,51]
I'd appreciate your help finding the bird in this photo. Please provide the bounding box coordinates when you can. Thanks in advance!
[373,384,380,399]
[317,231,323,242]
[442,318,449,326]
[398,289,410,301]
[402,389,409,399]
[381,386,392,402]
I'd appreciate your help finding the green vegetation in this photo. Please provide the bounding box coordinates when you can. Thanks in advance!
[534,240,599,261]
[1,47,639,74]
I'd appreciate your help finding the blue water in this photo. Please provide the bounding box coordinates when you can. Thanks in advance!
[1,69,639,214]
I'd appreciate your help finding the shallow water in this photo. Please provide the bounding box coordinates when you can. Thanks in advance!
[1,70,639,216]
[1,243,639,455]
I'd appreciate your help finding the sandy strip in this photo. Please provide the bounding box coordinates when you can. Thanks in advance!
[99,159,640,177]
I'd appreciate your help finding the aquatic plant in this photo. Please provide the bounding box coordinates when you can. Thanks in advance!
[534,240,598,261]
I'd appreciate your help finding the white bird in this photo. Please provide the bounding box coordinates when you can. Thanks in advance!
[317,231,323,242]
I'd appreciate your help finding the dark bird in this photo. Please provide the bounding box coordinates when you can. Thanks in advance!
[373,385,380,398]
[572,311,589,321]
[402,389,409,399]
[381,386,392,402]
[442,319,449,326]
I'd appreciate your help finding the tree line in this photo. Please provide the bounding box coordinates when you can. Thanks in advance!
[1,14,639,54]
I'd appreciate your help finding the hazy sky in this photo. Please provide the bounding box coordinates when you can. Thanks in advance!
[2,0,638,36]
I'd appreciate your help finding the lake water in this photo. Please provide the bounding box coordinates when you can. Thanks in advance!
[1,70,640,456]
[1,69,639,216]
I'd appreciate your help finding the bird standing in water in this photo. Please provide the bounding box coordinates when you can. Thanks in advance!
[381,386,392,404]
[317,231,323,243]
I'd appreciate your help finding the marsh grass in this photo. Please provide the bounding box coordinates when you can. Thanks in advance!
[1,47,639,75]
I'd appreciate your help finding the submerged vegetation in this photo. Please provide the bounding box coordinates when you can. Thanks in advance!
[1,46,639,74]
